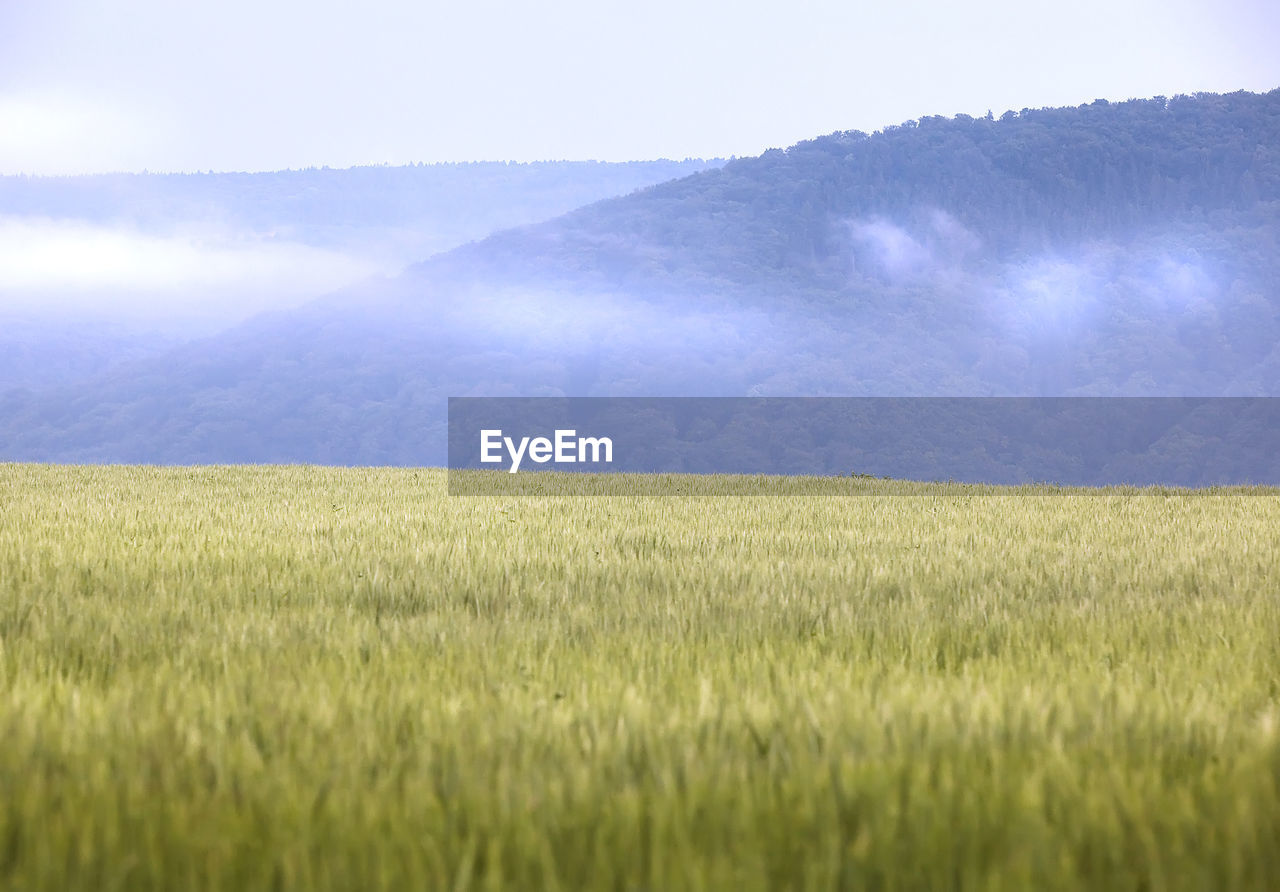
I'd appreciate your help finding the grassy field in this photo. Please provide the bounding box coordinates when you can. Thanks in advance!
[1,465,1278,890]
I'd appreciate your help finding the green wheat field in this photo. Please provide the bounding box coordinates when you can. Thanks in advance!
[2,465,1278,890]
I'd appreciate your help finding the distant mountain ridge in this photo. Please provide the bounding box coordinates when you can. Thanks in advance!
[0,159,726,265]
[3,89,1279,465]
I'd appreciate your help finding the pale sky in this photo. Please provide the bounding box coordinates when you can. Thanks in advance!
[2,0,1279,174]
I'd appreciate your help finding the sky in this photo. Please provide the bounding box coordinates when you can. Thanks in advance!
[1,0,1279,174]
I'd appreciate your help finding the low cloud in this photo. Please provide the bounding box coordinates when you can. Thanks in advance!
[0,216,382,324]
[999,256,1099,335]
[1149,255,1217,311]
[847,210,981,283]
[849,219,932,279]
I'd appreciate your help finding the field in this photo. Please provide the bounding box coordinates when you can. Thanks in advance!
[1,465,1279,890]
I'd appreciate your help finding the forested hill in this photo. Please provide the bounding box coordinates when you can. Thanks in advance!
[436,90,1280,296]
[2,90,1279,465]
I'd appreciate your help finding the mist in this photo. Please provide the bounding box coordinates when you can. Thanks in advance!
[0,159,723,392]
[0,216,382,325]
[1,90,1277,463]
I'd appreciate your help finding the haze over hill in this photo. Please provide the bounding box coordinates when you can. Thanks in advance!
[2,89,1278,465]
[0,159,720,389]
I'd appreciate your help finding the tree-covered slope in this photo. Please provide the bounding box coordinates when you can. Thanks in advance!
[438,90,1279,290]
[3,90,1279,464]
